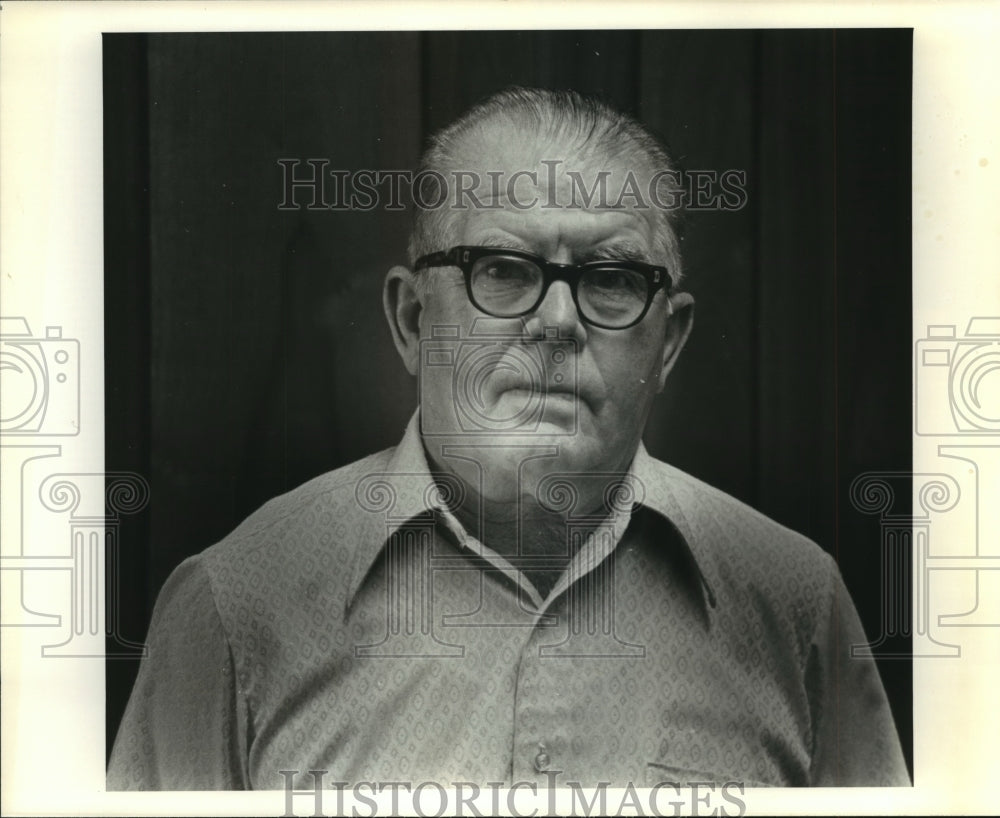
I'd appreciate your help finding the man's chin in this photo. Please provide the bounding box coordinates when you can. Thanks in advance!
[431,432,598,474]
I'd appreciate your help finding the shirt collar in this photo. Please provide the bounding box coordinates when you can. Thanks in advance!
[345,412,718,614]
[629,443,719,609]
[346,411,442,613]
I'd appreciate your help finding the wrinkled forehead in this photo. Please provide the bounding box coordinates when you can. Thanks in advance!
[446,124,661,205]
[430,125,666,260]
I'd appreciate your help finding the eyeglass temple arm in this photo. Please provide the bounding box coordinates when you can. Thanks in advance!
[413,250,457,271]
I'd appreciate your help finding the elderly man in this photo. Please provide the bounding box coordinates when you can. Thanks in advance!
[108,87,908,790]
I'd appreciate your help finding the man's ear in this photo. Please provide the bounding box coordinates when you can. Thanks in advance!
[383,265,424,376]
[656,292,694,392]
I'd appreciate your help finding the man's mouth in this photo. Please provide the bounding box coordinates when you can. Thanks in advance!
[493,384,587,419]
[498,382,579,398]
[482,358,592,408]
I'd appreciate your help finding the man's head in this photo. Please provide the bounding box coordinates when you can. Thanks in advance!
[384,87,694,507]
[406,87,686,279]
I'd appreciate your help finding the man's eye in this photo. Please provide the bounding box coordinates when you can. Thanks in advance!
[587,268,645,295]
[476,259,535,285]
[592,270,626,288]
[485,262,525,279]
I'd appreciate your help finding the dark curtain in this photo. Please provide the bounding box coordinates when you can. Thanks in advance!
[105,30,912,775]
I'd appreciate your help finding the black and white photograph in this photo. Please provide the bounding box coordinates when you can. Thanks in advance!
[102,29,912,793]
[2,4,998,816]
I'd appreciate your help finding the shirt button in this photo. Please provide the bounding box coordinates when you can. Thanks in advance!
[533,749,551,772]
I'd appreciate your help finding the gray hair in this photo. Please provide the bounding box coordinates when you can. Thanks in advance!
[407,86,686,280]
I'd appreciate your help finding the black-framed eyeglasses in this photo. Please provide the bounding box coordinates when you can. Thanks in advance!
[413,246,674,330]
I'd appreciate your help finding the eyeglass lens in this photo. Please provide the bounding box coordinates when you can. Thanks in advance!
[470,254,649,327]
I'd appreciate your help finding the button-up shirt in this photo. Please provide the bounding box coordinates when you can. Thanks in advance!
[108,414,909,790]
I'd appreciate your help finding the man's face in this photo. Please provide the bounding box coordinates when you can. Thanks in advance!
[402,134,691,504]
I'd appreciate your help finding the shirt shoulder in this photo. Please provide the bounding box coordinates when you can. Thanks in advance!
[638,454,837,651]
[201,446,394,566]
[188,447,396,635]
[211,447,396,557]
[640,454,829,560]
[176,447,404,713]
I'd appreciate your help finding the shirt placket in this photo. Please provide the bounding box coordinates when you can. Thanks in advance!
[433,498,637,784]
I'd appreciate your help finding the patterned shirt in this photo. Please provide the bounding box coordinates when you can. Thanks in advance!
[107,414,909,790]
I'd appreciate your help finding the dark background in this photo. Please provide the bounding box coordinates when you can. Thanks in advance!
[104,30,913,777]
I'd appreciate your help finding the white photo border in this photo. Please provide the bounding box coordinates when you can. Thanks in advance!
[2,2,998,815]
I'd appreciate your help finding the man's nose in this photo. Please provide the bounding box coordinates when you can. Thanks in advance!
[525,280,586,344]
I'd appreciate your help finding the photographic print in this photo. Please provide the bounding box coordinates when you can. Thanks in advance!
[103,27,912,794]
[2,4,997,816]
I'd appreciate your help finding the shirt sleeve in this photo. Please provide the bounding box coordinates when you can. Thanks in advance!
[806,555,911,786]
[106,555,250,790]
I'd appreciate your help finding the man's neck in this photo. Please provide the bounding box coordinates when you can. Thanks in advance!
[440,473,612,600]
[419,437,637,598]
